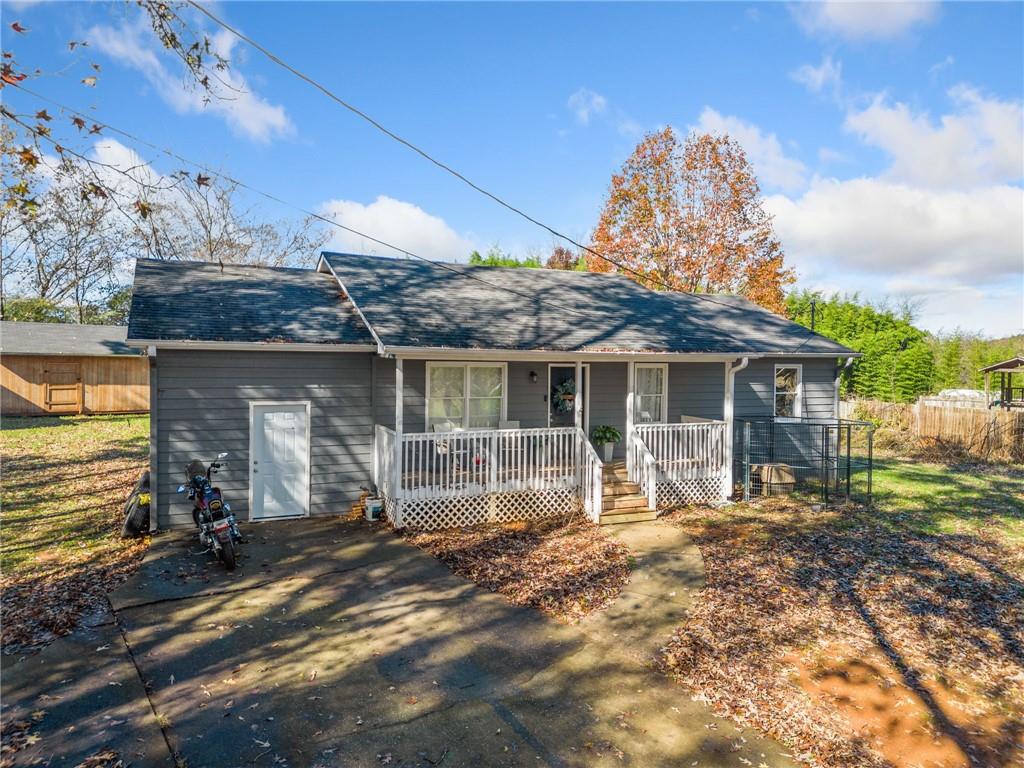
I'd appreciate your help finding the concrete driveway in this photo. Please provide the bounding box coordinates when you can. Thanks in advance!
[3,519,795,767]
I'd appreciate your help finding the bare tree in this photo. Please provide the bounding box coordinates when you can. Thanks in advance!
[133,176,327,268]
[17,162,128,322]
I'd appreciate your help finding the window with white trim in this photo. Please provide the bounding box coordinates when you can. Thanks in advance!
[426,363,506,430]
[774,364,802,419]
[634,364,668,423]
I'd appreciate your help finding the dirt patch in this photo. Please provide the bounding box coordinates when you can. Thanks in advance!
[659,499,1024,768]
[405,514,630,622]
[789,644,1018,768]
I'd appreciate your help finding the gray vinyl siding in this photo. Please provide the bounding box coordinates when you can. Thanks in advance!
[735,357,837,420]
[155,350,374,529]
[668,362,726,421]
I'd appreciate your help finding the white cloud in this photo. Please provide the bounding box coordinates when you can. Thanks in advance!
[88,17,293,143]
[844,85,1024,188]
[567,88,608,125]
[318,196,475,261]
[693,108,808,192]
[791,56,842,97]
[929,55,955,77]
[792,1,938,41]
[766,178,1023,282]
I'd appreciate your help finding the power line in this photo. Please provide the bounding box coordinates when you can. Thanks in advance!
[186,1,825,353]
[186,4,718,297]
[11,84,826,354]
[10,84,592,318]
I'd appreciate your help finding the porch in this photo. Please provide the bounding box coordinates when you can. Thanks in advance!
[369,356,780,530]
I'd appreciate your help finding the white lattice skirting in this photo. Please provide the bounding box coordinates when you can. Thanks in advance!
[384,488,578,530]
[655,478,726,508]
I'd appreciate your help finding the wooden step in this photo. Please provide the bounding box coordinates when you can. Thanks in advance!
[602,480,641,496]
[602,493,649,512]
[599,509,657,525]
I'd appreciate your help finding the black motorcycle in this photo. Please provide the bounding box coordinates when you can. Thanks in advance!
[177,453,242,570]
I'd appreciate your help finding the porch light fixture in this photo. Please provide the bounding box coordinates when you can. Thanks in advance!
[529,370,538,383]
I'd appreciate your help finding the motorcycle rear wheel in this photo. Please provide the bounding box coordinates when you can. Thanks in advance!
[218,538,237,571]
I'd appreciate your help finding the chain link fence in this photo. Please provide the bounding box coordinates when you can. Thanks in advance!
[734,418,875,505]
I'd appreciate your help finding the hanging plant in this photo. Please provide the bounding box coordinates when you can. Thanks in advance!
[553,379,576,412]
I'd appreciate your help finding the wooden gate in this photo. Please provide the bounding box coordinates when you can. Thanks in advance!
[44,361,83,413]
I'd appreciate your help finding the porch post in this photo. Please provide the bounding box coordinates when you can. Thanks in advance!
[724,357,749,501]
[626,361,635,476]
[574,361,583,431]
[393,357,404,526]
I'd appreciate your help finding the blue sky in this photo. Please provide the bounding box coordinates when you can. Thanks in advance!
[4,1,1023,336]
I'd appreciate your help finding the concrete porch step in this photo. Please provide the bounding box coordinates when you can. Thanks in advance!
[602,493,649,512]
[599,509,658,525]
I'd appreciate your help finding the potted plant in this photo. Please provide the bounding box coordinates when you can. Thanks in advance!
[590,425,622,462]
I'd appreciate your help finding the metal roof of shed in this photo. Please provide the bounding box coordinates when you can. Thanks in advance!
[0,321,140,356]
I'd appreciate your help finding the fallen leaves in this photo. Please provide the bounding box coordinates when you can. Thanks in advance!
[659,497,1024,768]
[405,514,630,623]
[0,416,151,653]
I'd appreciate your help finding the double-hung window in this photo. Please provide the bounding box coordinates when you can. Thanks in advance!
[774,364,802,420]
[634,364,668,423]
[426,363,506,430]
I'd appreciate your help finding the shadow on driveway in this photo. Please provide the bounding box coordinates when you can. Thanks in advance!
[4,518,796,768]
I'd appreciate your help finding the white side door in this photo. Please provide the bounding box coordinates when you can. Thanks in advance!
[251,403,310,520]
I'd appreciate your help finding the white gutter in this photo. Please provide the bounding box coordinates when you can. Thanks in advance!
[129,339,377,353]
[379,346,766,362]
[723,356,750,499]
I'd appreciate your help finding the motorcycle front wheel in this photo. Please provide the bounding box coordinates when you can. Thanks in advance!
[218,537,237,571]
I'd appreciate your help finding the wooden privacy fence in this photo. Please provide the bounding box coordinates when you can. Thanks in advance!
[841,399,1023,463]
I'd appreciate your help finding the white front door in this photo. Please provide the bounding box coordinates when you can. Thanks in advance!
[251,403,309,520]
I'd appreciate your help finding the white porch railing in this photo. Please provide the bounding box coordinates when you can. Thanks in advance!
[629,431,658,509]
[628,421,729,507]
[577,427,604,523]
[373,425,603,528]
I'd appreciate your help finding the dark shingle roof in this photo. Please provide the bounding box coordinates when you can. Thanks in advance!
[323,252,854,356]
[0,321,139,356]
[127,259,373,346]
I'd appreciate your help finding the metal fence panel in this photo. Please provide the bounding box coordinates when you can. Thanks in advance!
[734,418,874,505]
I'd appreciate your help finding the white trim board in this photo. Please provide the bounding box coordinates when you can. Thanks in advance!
[547,363,590,432]
[133,339,375,353]
[248,400,312,521]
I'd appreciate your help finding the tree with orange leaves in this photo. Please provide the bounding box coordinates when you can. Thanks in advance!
[589,127,794,312]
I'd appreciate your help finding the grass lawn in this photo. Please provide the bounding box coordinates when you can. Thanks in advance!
[1,415,151,653]
[872,455,1024,542]
[661,456,1023,768]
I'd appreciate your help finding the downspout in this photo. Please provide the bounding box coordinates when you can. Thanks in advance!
[835,357,855,420]
[723,357,750,500]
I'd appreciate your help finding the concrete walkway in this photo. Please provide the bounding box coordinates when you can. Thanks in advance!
[2,519,795,768]
[580,521,706,657]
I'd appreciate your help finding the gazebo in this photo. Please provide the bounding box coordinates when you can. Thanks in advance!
[981,357,1024,409]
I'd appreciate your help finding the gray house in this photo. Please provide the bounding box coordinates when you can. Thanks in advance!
[127,253,856,531]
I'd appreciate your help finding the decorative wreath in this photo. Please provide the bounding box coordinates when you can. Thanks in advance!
[553,379,577,412]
